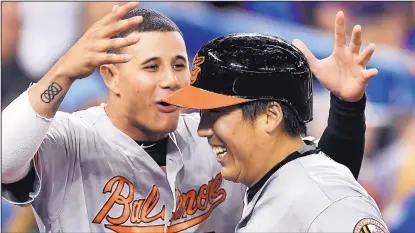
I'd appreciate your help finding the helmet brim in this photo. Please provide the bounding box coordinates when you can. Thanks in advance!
[164,85,252,110]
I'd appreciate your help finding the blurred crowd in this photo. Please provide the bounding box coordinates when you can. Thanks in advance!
[1,2,414,233]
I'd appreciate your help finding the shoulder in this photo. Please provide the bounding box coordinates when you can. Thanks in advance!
[295,152,370,200]
[308,196,387,233]
[71,104,107,125]
[292,154,386,232]
[264,153,381,230]
[48,105,106,135]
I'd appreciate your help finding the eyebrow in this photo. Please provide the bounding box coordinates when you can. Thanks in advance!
[140,57,159,66]
[140,55,188,66]
[175,55,187,63]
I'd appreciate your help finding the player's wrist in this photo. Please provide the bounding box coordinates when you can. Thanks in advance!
[330,92,366,112]
[47,60,78,84]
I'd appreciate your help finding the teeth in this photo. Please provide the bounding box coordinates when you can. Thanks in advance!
[212,147,227,159]
[217,151,227,159]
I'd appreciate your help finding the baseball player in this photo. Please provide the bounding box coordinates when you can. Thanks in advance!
[164,26,388,233]
[2,4,373,233]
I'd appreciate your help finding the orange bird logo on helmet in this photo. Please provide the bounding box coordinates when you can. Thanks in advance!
[190,55,205,84]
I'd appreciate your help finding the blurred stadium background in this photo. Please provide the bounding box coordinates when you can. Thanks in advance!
[1,1,414,232]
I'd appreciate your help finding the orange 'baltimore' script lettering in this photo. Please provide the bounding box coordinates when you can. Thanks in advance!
[93,173,227,233]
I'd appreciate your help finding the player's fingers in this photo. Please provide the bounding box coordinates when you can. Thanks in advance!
[292,39,318,72]
[98,16,143,38]
[97,34,141,51]
[358,43,376,67]
[362,68,378,81]
[98,2,139,26]
[334,11,347,50]
[349,25,362,55]
[97,53,133,65]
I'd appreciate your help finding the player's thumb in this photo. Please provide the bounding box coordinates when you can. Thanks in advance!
[292,39,318,70]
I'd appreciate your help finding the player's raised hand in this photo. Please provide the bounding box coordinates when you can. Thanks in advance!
[56,2,142,80]
[292,11,378,102]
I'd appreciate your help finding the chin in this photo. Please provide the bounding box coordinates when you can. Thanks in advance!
[153,115,180,133]
[220,167,239,183]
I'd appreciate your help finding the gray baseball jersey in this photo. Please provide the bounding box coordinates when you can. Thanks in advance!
[2,105,245,232]
[235,144,389,233]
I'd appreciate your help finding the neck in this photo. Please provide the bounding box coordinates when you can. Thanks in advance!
[105,98,168,141]
[247,134,305,187]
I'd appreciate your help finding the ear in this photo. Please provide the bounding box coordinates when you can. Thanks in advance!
[264,102,284,134]
[100,64,121,97]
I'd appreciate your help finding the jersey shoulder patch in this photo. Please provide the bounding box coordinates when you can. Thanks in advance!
[353,218,389,233]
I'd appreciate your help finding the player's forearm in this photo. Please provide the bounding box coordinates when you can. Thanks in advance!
[1,90,49,183]
[28,64,75,118]
[1,68,73,183]
[319,93,366,179]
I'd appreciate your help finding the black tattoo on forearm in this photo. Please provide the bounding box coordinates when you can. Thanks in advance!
[40,82,63,103]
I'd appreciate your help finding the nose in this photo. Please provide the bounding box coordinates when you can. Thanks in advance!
[197,111,214,138]
[160,69,180,91]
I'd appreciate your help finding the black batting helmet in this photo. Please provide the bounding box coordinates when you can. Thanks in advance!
[164,32,313,123]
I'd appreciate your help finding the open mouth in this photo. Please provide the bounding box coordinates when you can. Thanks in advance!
[212,146,227,159]
[158,101,171,107]
[156,101,178,113]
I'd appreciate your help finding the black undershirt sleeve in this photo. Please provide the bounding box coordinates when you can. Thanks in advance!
[318,93,366,179]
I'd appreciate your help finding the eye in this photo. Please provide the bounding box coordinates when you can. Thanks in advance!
[174,63,186,69]
[208,109,223,113]
[200,109,221,116]
[144,65,159,71]
[208,106,232,115]
[200,110,219,117]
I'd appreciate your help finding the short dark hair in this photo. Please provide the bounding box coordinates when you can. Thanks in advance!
[110,8,183,53]
[239,100,307,137]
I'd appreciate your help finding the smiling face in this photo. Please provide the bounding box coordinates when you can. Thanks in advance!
[102,31,190,140]
[196,101,305,186]
[197,106,266,184]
